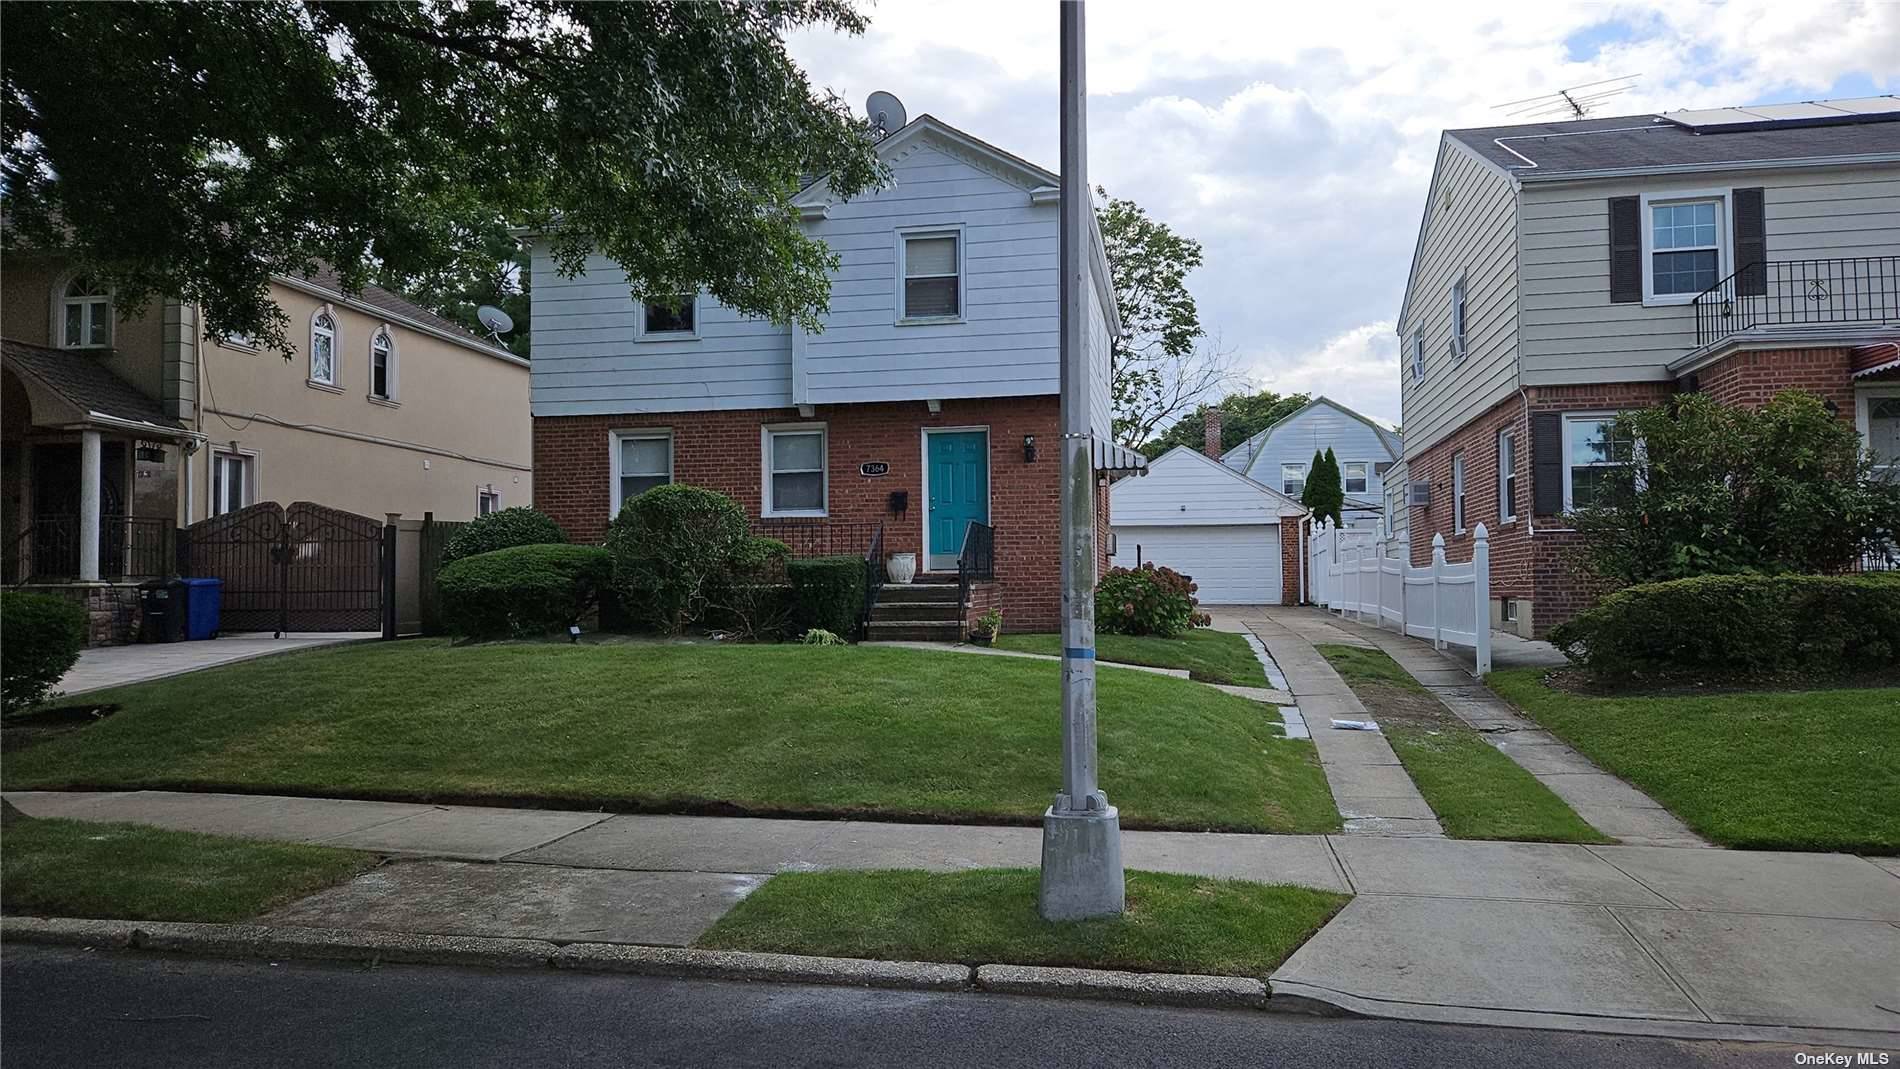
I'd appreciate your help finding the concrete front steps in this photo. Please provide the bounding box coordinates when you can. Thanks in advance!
[866,575,965,642]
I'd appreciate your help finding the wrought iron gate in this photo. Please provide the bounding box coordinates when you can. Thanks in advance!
[181,501,390,635]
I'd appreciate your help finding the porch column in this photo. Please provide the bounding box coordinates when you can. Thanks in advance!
[79,429,101,581]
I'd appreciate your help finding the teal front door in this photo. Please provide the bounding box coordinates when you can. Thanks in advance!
[927,430,989,570]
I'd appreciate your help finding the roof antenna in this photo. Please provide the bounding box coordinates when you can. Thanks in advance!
[476,305,514,344]
[1493,75,1641,121]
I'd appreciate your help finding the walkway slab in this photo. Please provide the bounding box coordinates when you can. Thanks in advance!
[511,815,844,873]
[803,821,1042,872]
[1116,832,1349,891]
[1207,683,1296,705]
[263,859,762,946]
[321,805,612,861]
[2,791,139,820]
[1273,895,1706,1022]
[1612,907,1900,1031]
[1328,836,1670,906]
[1869,856,1900,879]
[5,790,434,844]
[56,632,375,696]
[1589,846,1900,921]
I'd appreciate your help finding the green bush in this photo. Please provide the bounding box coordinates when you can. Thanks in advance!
[788,555,864,638]
[437,544,614,640]
[708,537,794,639]
[1096,564,1207,638]
[2,592,87,714]
[1548,572,1900,681]
[608,485,750,634]
[440,507,568,567]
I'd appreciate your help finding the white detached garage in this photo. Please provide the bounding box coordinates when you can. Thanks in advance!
[1109,446,1308,605]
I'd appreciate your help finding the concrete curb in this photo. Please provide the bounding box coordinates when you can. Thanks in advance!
[975,963,1268,1010]
[551,943,970,990]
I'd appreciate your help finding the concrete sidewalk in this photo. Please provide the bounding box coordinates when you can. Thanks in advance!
[7,788,1896,1042]
[56,632,375,697]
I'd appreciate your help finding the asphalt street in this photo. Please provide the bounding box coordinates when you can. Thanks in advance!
[0,945,1867,1068]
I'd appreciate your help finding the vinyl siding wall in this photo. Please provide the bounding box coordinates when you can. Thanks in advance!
[1518,164,1900,385]
[1398,138,1522,459]
[1235,402,1399,512]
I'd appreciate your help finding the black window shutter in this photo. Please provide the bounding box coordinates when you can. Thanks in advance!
[1733,187,1766,297]
[1532,412,1563,515]
[1608,197,1641,303]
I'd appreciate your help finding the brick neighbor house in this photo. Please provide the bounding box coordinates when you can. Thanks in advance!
[1396,96,1900,638]
[526,107,1138,637]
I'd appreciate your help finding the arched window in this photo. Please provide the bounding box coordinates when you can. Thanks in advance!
[60,276,112,349]
[310,308,337,385]
[369,328,395,400]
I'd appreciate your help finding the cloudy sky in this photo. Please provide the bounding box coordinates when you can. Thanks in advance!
[788,1,1899,428]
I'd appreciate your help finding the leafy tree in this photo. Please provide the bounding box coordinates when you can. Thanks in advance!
[1570,391,1900,583]
[1097,189,1232,447]
[1140,388,1309,459]
[2,1,885,351]
[1302,448,1343,525]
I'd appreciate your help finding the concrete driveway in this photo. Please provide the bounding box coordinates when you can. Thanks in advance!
[55,632,375,697]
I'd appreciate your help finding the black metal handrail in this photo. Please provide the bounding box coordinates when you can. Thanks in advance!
[1693,256,1900,348]
[956,520,996,618]
[4,514,176,584]
[860,522,885,640]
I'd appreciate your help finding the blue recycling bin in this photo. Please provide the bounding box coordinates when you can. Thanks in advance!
[179,577,223,640]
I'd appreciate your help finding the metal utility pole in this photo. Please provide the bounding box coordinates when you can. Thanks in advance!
[1038,0,1125,922]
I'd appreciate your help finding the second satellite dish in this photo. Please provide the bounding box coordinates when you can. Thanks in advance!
[477,305,514,337]
[866,91,907,137]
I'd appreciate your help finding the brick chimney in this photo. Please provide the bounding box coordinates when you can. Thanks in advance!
[1202,407,1223,460]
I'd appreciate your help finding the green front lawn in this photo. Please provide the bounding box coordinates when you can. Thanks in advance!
[5,641,1339,834]
[697,868,1348,977]
[1318,645,1610,844]
[995,630,1264,686]
[1490,669,1900,853]
[1,817,374,921]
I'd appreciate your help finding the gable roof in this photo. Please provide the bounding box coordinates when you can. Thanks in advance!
[2,337,188,436]
[1126,445,1307,514]
[1224,396,1401,477]
[277,268,527,366]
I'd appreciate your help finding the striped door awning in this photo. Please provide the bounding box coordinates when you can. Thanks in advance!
[1851,341,1900,378]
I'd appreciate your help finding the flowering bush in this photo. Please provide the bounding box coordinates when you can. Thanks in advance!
[1095,563,1207,638]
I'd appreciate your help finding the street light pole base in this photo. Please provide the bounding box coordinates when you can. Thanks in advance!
[1038,803,1125,920]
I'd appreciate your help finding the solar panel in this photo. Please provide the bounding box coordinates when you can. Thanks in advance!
[1659,95,1900,132]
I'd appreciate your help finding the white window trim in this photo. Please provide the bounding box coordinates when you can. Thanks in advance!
[1559,410,1622,512]
[1281,461,1307,497]
[1497,429,1518,523]
[894,224,966,325]
[1855,386,1900,476]
[1341,460,1370,496]
[309,304,339,386]
[1448,275,1468,363]
[761,422,829,518]
[368,325,399,402]
[634,292,702,342]
[51,271,114,350]
[918,425,993,564]
[608,429,675,516]
[1451,452,1467,535]
[1640,189,1729,307]
[208,446,260,518]
[1410,327,1425,383]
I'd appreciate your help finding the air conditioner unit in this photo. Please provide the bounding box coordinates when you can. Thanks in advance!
[1409,480,1431,506]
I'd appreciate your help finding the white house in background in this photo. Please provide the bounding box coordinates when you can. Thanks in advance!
[1109,445,1306,605]
[1221,396,1402,531]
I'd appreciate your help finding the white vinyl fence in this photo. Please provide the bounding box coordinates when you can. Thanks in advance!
[1306,519,1491,675]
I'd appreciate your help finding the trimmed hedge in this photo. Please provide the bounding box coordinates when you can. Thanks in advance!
[1548,572,1900,681]
[788,555,864,638]
[2,592,88,714]
[437,544,614,640]
[440,507,568,567]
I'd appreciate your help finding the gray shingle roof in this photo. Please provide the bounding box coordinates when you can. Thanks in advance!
[2,337,184,431]
[1446,113,1900,178]
[295,266,492,347]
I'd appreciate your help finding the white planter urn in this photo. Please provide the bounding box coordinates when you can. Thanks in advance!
[886,552,918,585]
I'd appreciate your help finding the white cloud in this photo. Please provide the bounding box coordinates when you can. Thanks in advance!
[789,1,1900,434]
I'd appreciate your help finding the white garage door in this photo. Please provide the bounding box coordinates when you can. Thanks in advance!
[1110,524,1281,605]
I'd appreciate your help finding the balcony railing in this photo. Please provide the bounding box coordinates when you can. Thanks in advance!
[751,518,886,639]
[1693,256,1900,348]
[4,515,177,584]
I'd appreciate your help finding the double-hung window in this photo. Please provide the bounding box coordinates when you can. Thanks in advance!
[1341,461,1368,495]
[1449,277,1467,361]
[1281,462,1306,498]
[1410,328,1425,382]
[60,276,112,348]
[370,329,395,400]
[1647,198,1722,298]
[310,310,337,385]
[1563,414,1633,510]
[1497,429,1517,522]
[478,488,502,515]
[210,451,254,517]
[611,431,673,514]
[1451,452,1467,534]
[640,294,697,338]
[900,231,960,320]
[764,426,827,516]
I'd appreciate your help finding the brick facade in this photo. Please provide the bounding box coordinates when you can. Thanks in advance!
[1280,520,1302,605]
[1695,346,1856,414]
[534,395,1083,631]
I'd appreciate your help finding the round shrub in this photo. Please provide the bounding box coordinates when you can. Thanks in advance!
[608,485,749,633]
[1095,564,1205,638]
[437,544,614,640]
[440,507,568,567]
[2,591,87,714]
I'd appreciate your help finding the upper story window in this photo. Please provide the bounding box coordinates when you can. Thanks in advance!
[1342,461,1369,495]
[369,328,395,400]
[60,276,112,349]
[900,231,961,320]
[1498,429,1517,522]
[1281,462,1306,497]
[1410,328,1425,383]
[1448,277,1467,361]
[611,430,673,514]
[640,294,698,340]
[764,425,827,516]
[1563,414,1634,510]
[310,309,338,385]
[1647,198,1722,298]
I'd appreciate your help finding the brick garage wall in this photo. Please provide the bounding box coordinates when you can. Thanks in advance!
[1280,519,1302,604]
[534,396,1067,631]
[1696,346,1856,418]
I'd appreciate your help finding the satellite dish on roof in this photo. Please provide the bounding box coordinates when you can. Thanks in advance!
[866,91,907,138]
[476,305,514,338]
